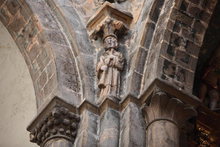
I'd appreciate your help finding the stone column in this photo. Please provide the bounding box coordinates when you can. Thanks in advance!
[27,97,80,147]
[143,91,197,147]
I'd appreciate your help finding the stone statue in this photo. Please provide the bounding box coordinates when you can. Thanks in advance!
[199,55,220,110]
[97,34,124,99]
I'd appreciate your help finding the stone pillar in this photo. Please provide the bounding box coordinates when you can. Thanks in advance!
[143,91,197,147]
[27,97,80,147]
[99,107,120,147]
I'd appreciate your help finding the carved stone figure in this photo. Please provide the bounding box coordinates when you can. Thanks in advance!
[199,54,220,110]
[97,34,124,99]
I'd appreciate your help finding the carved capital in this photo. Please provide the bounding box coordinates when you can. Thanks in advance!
[143,90,197,129]
[27,97,80,146]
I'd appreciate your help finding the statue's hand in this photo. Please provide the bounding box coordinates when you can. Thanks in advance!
[101,65,107,71]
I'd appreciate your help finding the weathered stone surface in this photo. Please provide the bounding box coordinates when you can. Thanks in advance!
[147,120,179,147]
[75,110,98,147]
[120,103,146,147]
[99,108,120,147]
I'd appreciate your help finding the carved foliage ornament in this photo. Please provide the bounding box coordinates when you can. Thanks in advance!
[29,106,80,146]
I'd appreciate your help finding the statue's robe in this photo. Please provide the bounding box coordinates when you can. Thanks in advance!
[97,49,124,98]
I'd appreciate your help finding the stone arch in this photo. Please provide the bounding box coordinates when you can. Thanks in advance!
[42,0,97,103]
[0,0,57,108]
[0,0,86,108]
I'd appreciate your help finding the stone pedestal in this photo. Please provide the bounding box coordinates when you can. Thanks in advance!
[27,97,80,147]
[143,91,197,147]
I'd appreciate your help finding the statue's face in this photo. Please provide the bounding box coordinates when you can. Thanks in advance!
[104,36,118,49]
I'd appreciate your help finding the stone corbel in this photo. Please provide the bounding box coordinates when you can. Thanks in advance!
[27,97,80,147]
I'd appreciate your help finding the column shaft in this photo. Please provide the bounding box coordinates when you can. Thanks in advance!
[147,120,179,147]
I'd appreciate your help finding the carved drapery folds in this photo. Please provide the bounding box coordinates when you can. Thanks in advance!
[87,3,132,102]
[27,98,80,146]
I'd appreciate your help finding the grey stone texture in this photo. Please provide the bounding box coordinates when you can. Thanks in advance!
[1,0,220,146]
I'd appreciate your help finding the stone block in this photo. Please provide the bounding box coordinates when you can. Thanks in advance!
[19,2,32,21]
[173,21,182,33]
[127,71,142,97]
[46,61,56,79]
[176,67,186,83]
[75,130,97,147]
[45,30,68,46]
[134,47,148,74]
[176,50,190,65]
[188,5,201,18]
[185,41,200,56]
[8,15,25,37]
[78,110,98,135]
[171,9,193,27]
[120,103,146,147]
[6,0,20,15]
[160,41,175,60]
[189,0,200,5]
[181,27,195,41]
[201,0,217,11]
[199,11,211,23]
[37,70,47,90]
[170,33,184,47]
[180,0,189,12]
[193,20,206,35]
[0,0,6,8]
[99,108,120,147]
[149,0,164,22]
[0,7,12,26]
[43,74,57,98]
[141,22,155,49]
[163,59,176,78]
[28,43,41,62]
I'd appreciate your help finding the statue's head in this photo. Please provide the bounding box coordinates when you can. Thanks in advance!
[103,34,118,50]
